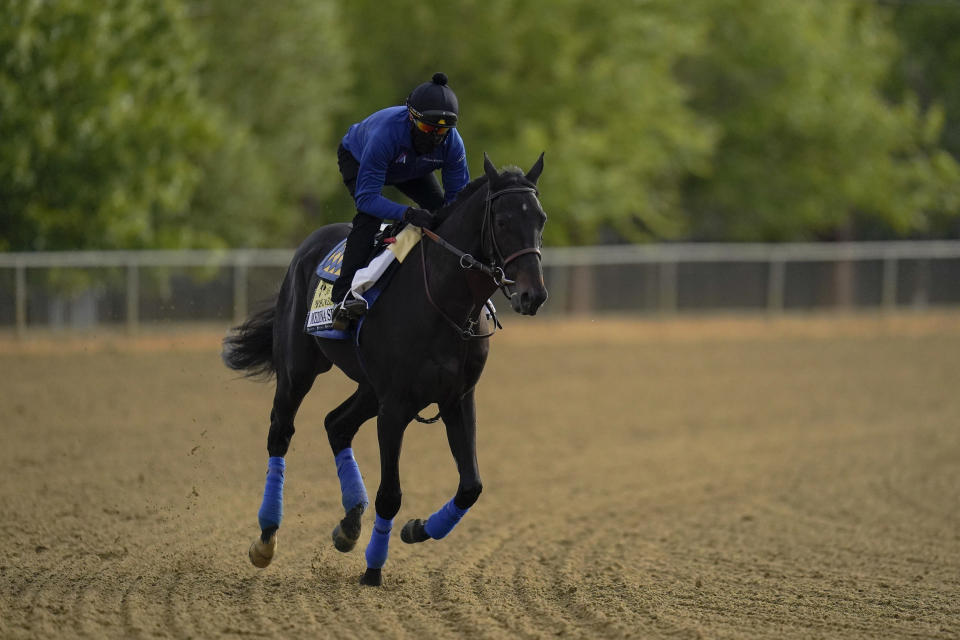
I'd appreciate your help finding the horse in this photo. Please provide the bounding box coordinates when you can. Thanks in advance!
[222,152,548,586]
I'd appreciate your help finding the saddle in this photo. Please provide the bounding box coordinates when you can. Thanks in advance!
[304,223,421,340]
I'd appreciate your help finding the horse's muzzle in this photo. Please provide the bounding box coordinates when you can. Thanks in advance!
[509,285,548,315]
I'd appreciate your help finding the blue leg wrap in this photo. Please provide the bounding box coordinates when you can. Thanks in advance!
[257,456,285,531]
[364,515,393,569]
[423,498,469,540]
[335,448,369,512]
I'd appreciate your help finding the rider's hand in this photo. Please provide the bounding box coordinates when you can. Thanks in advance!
[403,207,436,229]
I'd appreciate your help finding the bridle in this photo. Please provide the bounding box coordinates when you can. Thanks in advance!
[419,183,543,339]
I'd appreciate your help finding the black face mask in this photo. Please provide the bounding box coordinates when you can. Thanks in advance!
[411,124,444,155]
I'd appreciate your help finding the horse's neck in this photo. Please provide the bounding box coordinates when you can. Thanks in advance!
[424,184,497,314]
[435,186,487,256]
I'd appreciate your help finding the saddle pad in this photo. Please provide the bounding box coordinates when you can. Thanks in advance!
[316,238,347,284]
[303,226,421,339]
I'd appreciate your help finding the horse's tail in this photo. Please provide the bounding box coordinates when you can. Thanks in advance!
[222,304,276,379]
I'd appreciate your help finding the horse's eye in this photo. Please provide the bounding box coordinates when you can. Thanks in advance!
[496,217,508,230]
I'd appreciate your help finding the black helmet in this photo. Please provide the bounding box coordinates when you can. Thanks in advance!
[407,72,459,127]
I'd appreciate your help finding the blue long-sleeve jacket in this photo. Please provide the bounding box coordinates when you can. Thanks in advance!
[341,106,469,221]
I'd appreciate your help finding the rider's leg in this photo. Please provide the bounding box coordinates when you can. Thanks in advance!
[330,211,381,306]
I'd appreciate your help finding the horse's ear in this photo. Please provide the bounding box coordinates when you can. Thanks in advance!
[525,152,545,185]
[483,152,499,182]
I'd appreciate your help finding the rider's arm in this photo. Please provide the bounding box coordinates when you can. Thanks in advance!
[353,138,408,221]
[441,131,470,204]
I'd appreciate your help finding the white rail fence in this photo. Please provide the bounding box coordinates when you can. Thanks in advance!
[1,241,959,335]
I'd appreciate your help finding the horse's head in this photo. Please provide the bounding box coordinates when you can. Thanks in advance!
[482,152,549,315]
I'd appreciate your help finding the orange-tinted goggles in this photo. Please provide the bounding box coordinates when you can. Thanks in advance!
[413,119,450,136]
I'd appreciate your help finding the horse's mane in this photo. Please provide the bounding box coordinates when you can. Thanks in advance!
[436,166,530,217]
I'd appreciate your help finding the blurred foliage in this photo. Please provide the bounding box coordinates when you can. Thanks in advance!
[884,0,960,237]
[680,0,960,240]
[0,0,219,251]
[2,0,959,250]
[339,0,717,245]
[188,0,351,246]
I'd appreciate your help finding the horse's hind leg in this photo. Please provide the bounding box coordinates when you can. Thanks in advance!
[325,382,379,553]
[250,336,331,568]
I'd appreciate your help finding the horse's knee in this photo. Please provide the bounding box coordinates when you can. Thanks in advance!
[454,483,483,509]
[375,489,402,520]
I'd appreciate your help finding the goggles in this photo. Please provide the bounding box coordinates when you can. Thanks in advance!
[413,119,450,136]
[408,105,456,136]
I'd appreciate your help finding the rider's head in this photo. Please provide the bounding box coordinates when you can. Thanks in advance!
[407,72,458,155]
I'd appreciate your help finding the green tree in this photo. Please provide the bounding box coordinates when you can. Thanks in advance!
[0,0,222,251]
[189,0,352,246]
[884,0,960,236]
[339,0,716,245]
[680,0,960,241]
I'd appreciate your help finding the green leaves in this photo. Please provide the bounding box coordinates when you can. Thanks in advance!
[340,0,716,244]
[2,0,958,251]
[681,0,960,240]
[188,0,352,245]
[0,0,216,251]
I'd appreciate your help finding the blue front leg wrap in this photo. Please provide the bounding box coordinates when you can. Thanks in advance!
[335,448,369,512]
[423,498,469,540]
[257,456,285,531]
[364,515,393,569]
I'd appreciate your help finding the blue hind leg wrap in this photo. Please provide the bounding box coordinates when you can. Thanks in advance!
[364,515,393,569]
[423,498,469,540]
[335,448,369,512]
[257,456,285,530]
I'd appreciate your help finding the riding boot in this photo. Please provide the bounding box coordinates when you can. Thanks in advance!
[331,212,381,304]
[330,212,380,330]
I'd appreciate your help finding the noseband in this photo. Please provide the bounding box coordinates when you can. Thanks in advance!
[419,183,543,339]
[481,186,543,280]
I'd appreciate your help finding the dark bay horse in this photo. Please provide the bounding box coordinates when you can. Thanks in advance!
[222,153,548,586]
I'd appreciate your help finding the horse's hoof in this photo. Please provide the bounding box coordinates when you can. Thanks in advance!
[332,504,364,553]
[359,567,382,587]
[249,531,278,568]
[332,524,357,552]
[401,518,430,544]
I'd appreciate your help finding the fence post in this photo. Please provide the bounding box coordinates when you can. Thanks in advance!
[547,265,569,314]
[767,258,785,314]
[234,258,248,325]
[126,262,139,334]
[15,261,26,337]
[658,259,677,314]
[882,255,898,312]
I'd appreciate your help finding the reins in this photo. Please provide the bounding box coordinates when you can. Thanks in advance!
[419,184,542,340]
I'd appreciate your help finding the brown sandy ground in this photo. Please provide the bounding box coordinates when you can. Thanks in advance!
[0,313,958,639]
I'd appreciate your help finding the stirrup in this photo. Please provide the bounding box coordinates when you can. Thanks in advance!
[331,298,366,331]
[342,298,368,317]
[330,301,351,331]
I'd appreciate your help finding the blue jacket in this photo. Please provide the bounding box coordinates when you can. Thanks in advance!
[341,106,469,221]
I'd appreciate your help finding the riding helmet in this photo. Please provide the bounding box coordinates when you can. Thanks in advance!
[407,72,459,127]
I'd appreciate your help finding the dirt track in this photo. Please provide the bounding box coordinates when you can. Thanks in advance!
[1,314,959,639]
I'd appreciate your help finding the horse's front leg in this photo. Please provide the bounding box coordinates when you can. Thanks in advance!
[359,404,411,587]
[401,390,482,546]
